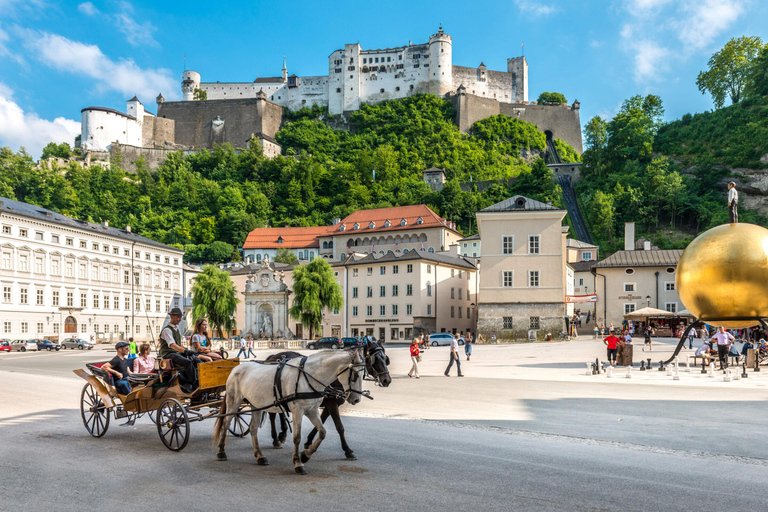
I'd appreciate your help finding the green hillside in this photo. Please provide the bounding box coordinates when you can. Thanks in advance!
[0,95,573,263]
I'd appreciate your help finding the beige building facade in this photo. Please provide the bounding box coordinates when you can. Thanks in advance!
[475,196,568,341]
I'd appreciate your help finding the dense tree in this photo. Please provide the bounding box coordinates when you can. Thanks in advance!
[41,142,72,160]
[193,88,208,101]
[696,36,765,108]
[745,46,768,99]
[289,259,343,339]
[274,248,299,264]
[191,265,240,338]
[536,92,567,105]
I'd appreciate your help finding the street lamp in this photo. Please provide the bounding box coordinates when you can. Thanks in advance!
[646,295,651,308]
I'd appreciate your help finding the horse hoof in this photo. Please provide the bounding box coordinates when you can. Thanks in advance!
[300,451,310,463]
[278,433,287,444]
[272,442,283,449]
[295,466,308,475]
[257,457,269,466]
[216,452,227,461]
[345,452,357,461]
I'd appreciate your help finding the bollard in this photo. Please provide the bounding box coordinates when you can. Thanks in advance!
[733,367,741,381]
[625,366,632,379]
[742,361,749,379]
[723,368,732,382]
[647,358,652,370]
[666,362,674,376]
[659,360,665,372]
[708,362,715,378]
[755,355,761,373]
[586,362,593,376]
[606,365,614,378]
[673,364,680,380]
[595,358,601,374]
[684,355,692,372]
[701,359,708,374]
[640,360,646,371]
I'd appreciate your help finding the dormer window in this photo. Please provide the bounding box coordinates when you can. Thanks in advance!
[340,224,346,232]
[400,218,407,226]
[277,236,283,244]
[353,223,360,230]
[384,220,391,228]
[416,217,424,225]
[369,221,375,229]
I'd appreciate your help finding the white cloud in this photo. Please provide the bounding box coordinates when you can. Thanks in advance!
[590,40,604,49]
[514,0,558,17]
[114,2,159,48]
[632,40,670,82]
[77,2,99,16]
[0,26,24,65]
[676,0,743,50]
[0,82,80,158]
[26,31,178,101]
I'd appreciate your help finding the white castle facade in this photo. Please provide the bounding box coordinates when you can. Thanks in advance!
[182,27,528,114]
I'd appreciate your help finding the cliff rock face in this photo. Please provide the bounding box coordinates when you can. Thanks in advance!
[735,164,768,215]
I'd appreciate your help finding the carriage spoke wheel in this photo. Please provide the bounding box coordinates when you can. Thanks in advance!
[147,409,158,424]
[228,409,252,437]
[156,398,189,451]
[80,383,110,437]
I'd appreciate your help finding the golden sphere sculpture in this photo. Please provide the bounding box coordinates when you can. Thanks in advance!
[677,223,768,328]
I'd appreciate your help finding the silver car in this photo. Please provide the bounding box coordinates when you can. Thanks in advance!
[61,338,94,350]
[428,333,465,346]
[11,340,39,352]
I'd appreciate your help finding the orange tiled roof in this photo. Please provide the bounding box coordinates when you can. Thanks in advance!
[242,225,332,249]
[333,205,459,235]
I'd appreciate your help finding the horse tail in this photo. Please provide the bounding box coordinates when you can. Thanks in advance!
[212,398,227,450]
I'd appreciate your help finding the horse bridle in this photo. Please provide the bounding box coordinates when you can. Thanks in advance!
[336,349,370,400]
[362,342,390,386]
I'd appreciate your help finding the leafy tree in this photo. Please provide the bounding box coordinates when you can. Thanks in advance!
[586,190,614,239]
[537,92,567,105]
[745,46,768,99]
[274,248,298,264]
[696,36,765,108]
[289,259,343,339]
[193,88,208,101]
[191,265,240,338]
[205,241,235,263]
[41,142,72,160]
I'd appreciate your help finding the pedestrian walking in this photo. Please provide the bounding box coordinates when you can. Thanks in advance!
[687,326,696,349]
[236,337,248,359]
[464,333,472,361]
[424,333,430,350]
[444,334,463,377]
[728,182,739,223]
[712,326,735,370]
[246,336,257,358]
[604,332,621,366]
[593,325,599,340]
[643,325,653,351]
[408,338,420,378]
[128,337,137,359]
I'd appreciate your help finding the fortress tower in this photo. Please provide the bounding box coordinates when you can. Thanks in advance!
[507,56,528,102]
[428,26,453,97]
[182,70,201,101]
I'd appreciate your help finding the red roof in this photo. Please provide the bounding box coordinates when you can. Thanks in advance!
[242,226,332,249]
[335,205,458,234]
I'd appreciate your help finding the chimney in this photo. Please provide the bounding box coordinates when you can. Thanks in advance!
[449,244,460,255]
[126,225,132,233]
[103,220,109,227]
[624,222,635,251]
[332,218,341,226]
[644,240,651,251]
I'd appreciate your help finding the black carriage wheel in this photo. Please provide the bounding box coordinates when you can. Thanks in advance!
[80,383,110,438]
[156,398,189,451]
[228,409,252,437]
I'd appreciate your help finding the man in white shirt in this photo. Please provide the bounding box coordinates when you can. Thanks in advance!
[444,335,464,377]
[728,182,738,223]
[159,307,197,393]
[711,326,735,370]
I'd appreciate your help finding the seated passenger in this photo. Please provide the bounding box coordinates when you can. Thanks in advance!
[190,318,222,362]
[695,341,713,364]
[103,341,134,394]
[134,343,156,373]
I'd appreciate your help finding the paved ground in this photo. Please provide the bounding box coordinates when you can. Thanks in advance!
[1,337,767,511]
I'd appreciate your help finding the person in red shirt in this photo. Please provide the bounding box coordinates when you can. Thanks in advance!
[409,338,421,378]
[603,333,622,366]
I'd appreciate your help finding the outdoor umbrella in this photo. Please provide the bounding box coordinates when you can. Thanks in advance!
[622,307,676,321]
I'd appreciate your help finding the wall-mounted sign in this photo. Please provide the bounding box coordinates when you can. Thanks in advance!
[364,319,399,323]
[565,294,598,303]
[617,294,642,300]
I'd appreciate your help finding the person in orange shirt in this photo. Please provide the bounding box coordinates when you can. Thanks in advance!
[603,333,622,366]
[408,338,421,378]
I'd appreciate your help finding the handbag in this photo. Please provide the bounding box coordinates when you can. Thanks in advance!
[416,355,422,363]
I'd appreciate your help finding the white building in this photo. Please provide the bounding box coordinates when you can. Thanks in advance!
[183,27,528,115]
[459,234,481,258]
[0,197,185,342]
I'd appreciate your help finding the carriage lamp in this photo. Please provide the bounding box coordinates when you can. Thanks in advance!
[646,295,651,307]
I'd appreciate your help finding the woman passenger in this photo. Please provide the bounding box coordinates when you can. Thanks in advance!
[190,318,222,362]
[134,343,156,374]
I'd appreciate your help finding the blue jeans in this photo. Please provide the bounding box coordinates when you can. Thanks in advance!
[445,352,462,376]
[114,378,131,395]
[236,348,248,359]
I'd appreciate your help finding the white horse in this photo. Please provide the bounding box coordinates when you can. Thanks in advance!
[212,349,365,474]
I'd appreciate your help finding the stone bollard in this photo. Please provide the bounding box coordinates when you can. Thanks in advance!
[701,359,708,374]
[742,361,749,379]
[673,364,680,381]
[733,367,741,381]
[708,362,715,378]
[666,362,674,376]
[684,355,692,372]
[723,368,733,382]
[659,360,666,372]
[606,365,614,378]
[640,360,646,371]
[586,362,593,376]
[625,366,632,379]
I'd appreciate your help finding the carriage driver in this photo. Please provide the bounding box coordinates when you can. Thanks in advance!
[159,308,198,393]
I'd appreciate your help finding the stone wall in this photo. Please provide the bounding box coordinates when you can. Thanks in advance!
[157,97,284,149]
[452,66,514,103]
[110,144,194,173]
[142,116,175,147]
[477,302,565,341]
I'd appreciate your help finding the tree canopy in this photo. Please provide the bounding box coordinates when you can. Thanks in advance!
[288,259,343,339]
[274,248,299,264]
[191,265,240,338]
[536,92,567,105]
[696,36,765,108]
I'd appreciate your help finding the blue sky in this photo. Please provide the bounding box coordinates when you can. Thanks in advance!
[1,0,766,157]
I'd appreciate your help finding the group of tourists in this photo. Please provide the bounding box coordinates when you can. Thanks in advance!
[602,329,633,366]
[408,332,473,379]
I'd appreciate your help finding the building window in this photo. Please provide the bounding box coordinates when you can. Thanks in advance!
[135,325,140,334]
[380,266,385,275]
[529,271,540,288]
[93,295,100,308]
[114,296,120,309]
[367,286,373,298]
[3,286,10,303]
[624,283,635,292]
[67,292,73,307]
[427,265,431,274]
[20,287,28,304]
[1,225,9,234]
[624,303,636,315]
[52,260,59,275]
[3,321,10,333]
[451,287,455,299]
[36,289,44,305]
[427,304,432,316]
[53,323,59,334]
[665,282,675,291]
[503,317,513,329]
[426,282,432,296]
[502,235,514,254]
[406,304,413,315]
[80,293,87,308]
[366,305,372,316]
[503,271,513,287]
[407,264,413,273]
[392,285,399,296]
[19,228,28,237]
[392,304,398,316]
[66,237,73,246]
[451,306,455,318]
[582,251,593,261]
[52,290,59,306]
[451,269,455,278]
[35,232,43,241]
[353,269,359,277]
[529,235,540,254]
[665,303,677,313]
[19,254,28,272]
[379,285,386,297]
[367,267,373,276]
[458,307,462,318]
[35,257,43,273]
[165,299,170,311]
[21,322,28,334]
[125,297,131,310]
[393,265,399,274]
[529,317,540,330]
[79,240,86,249]
[352,306,358,317]
[406,284,413,296]
[352,287,359,298]
[136,297,141,311]
[2,252,11,270]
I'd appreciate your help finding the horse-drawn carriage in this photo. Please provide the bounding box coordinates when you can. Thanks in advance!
[74,358,252,451]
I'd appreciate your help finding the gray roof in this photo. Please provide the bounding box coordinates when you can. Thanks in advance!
[458,233,480,242]
[593,249,683,269]
[566,238,598,249]
[80,106,135,120]
[344,248,477,270]
[479,195,563,212]
[570,261,595,272]
[0,196,183,253]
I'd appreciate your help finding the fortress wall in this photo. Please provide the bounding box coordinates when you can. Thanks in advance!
[141,116,175,147]
[286,76,329,111]
[503,103,583,153]
[110,144,193,173]
[157,97,284,149]
[451,66,512,103]
[451,92,501,133]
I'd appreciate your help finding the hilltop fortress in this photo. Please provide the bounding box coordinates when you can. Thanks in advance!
[79,27,582,170]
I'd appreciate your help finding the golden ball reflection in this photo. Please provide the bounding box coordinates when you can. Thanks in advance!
[677,223,768,328]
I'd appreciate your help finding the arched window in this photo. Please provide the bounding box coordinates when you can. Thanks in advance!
[428,247,435,253]
[322,241,328,249]
[256,254,262,262]
[329,241,333,249]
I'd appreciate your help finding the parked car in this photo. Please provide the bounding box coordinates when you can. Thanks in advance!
[35,339,61,351]
[306,337,343,350]
[428,333,464,346]
[0,339,11,352]
[61,338,94,350]
[341,337,365,348]
[11,340,39,352]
